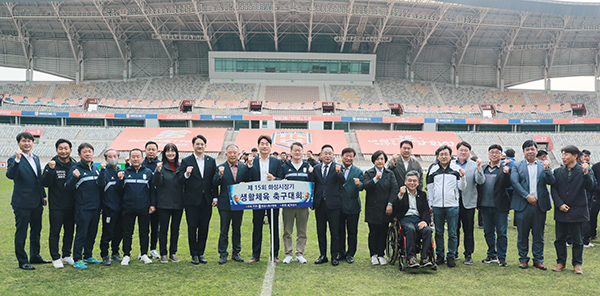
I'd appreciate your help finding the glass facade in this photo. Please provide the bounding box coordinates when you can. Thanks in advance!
[214,58,370,75]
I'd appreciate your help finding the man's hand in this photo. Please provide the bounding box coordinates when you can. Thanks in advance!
[157,162,163,172]
[353,178,360,186]
[476,158,482,170]
[398,186,406,198]
[125,157,130,166]
[543,160,551,170]
[391,154,398,165]
[43,198,48,206]
[459,168,466,177]
[48,160,56,169]
[118,171,124,180]
[559,204,570,212]
[375,171,382,180]
[219,166,225,178]
[503,166,510,174]
[248,157,254,166]
[72,169,81,178]
[15,150,22,161]
[385,204,393,215]
[186,166,193,176]
[308,166,314,173]
[335,164,341,174]
[267,173,275,181]
[212,200,218,207]
[149,206,156,214]
[504,158,513,165]
[100,163,106,170]
[583,163,589,175]
[526,195,538,206]
[429,207,433,214]
[418,221,428,230]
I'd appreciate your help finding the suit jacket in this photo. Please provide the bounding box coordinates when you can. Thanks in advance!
[510,159,556,212]
[363,167,398,225]
[6,154,46,209]
[388,156,423,190]
[551,164,594,223]
[310,162,345,210]
[248,155,284,182]
[340,165,363,215]
[213,161,251,211]
[176,154,217,207]
[394,188,430,224]
[477,163,512,212]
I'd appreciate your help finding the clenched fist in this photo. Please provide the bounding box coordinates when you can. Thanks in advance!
[459,168,465,177]
[391,154,398,165]
[15,150,22,161]
[267,173,275,181]
[73,169,81,178]
[476,158,482,170]
[219,166,225,178]
[156,162,163,172]
[503,166,510,174]
[398,186,406,197]
[583,163,589,175]
[353,178,360,186]
[375,171,382,180]
[335,164,341,174]
[48,160,56,169]
[308,166,314,173]
[543,160,551,170]
[186,166,193,175]
[100,163,106,170]
[248,157,254,166]
[118,171,125,180]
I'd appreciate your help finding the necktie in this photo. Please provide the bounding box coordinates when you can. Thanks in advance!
[323,164,328,179]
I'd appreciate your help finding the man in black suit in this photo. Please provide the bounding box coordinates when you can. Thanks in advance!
[176,135,217,265]
[247,135,284,263]
[310,144,345,266]
[213,144,251,264]
[6,132,50,270]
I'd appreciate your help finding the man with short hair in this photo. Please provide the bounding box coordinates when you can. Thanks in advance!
[551,145,594,274]
[248,135,284,263]
[98,149,124,266]
[42,139,77,268]
[338,147,363,264]
[306,150,317,167]
[387,140,423,189]
[144,141,161,260]
[177,135,217,265]
[280,152,288,164]
[579,150,597,248]
[281,142,313,264]
[65,143,103,269]
[453,141,485,265]
[214,144,250,264]
[118,148,156,266]
[427,145,466,268]
[511,140,555,270]
[477,144,512,267]
[7,132,49,270]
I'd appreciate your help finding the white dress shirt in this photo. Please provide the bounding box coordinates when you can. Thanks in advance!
[527,161,538,198]
[259,156,270,181]
[15,153,38,176]
[185,153,205,179]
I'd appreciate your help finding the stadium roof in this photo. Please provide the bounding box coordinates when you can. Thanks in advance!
[2,0,600,86]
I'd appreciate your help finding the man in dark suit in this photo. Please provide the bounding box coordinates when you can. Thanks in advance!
[213,144,250,264]
[339,147,363,264]
[247,135,284,263]
[6,132,50,270]
[176,135,217,265]
[387,140,423,190]
[310,144,345,266]
[510,140,555,270]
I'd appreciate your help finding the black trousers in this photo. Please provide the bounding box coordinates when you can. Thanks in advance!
[150,211,159,250]
[73,209,100,261]
[456,201,475,257]
[100,208,123,258]
[555,221,583,266]
[400,215,433,260]
[122,208,150,257]
[339,212,359,257]
[185,202,213,257]
[252,208,280,259]
[13,206,43,265]
[315,203,340,258]
[158,208,183,256]
[368,223,387,257]
[218,209,244,256]
[48,209,75,260]
[590,198,600,238]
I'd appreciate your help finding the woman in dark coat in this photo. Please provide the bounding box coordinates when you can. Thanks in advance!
[153,143,184,263]
[363,150,398,265]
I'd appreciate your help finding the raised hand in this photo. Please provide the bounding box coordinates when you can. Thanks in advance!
[476,158,482,170]
[375,171,382,180]
[186,166,193,176]
[118,171,124,180]
[100,163,106,170]
[267,173,275,181]
[248,157,254,166]
[219,166,225,178]
[308,166,314,173]
[459,168,465,177]
[48,160,56,169]
[353,177,360,186]
[157,162,163,172]
[399,186,407,197]
[392,154,398,165]
[72,169,81,178]
[15,150,22,161]
[335,164,341,174]
[503,166,510,174]
[582,163,589,175]
[543,160,551,170]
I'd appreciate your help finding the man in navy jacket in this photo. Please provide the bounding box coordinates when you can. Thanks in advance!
[7,132,49,270]
[143,141,161,260]
[99,149,124,265]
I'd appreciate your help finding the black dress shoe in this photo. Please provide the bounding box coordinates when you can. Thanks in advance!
[231,253,244,262]
[346,256,354,264]
[191,256,200,265]
[314,255,328,264]
[331,259,339,266]
[338,254,347,260]
[198,255,208,264]
[19,263,35,270]
[30,257,51,264]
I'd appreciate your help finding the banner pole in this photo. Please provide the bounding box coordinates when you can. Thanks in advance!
[270,208,275,263]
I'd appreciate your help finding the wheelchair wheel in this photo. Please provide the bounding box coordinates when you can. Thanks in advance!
[398,262,405,271]
[386,222,399,265]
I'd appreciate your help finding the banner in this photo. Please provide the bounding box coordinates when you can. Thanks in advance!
[108,127,227,152]
[228,180,313,210]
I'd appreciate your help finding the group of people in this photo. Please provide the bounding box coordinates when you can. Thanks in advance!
[7,131,599,275]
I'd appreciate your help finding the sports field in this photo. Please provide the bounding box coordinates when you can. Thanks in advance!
[0,168,598,295]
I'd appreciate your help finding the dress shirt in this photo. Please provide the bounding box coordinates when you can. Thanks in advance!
[259,156,270,181]
[527,160,538,198]
[15,153,38,176]
[228,161,238,182]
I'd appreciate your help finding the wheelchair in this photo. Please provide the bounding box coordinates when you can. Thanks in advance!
[386,217,437,271]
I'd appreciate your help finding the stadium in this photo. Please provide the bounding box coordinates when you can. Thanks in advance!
[1,0,600,294]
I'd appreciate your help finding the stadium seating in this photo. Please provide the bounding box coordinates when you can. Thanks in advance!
[204,83,255,102]
[264,86,320,103]
[329,85,379,104]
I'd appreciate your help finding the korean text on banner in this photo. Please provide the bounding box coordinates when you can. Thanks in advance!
[228,180,313,210]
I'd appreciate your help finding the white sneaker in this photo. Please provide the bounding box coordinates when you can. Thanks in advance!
[61,256,75,266]
[137,253,142,260]
[52,259,64,269]
[378,256,388,265]
[150,250,160,259]
[371,255,379,265]
[584,243,594,248]
[283,256,293,264]
[296,255,307,264]
[140,254,153,264]
[121,255,130,266]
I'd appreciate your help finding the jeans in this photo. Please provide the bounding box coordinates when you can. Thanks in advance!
[555,221,583,266]
[433,206,459,260]
[480,207,508,259]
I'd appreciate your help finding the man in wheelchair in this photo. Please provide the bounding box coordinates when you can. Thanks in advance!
[394,170,433,268]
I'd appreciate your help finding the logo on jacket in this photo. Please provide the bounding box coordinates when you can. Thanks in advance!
[143,174,147,180]
[272,131,312,149]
